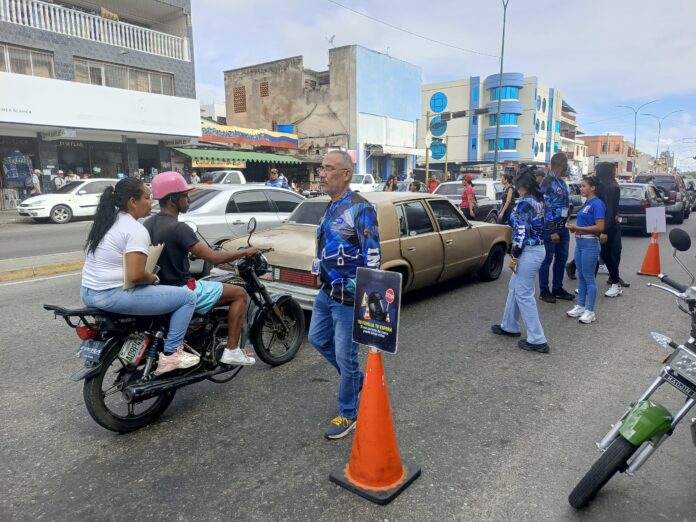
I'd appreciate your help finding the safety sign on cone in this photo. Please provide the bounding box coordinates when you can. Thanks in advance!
[329,349,421,505]
[637,231,661,276]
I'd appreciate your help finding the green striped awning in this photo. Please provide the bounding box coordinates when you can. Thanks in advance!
[174,148,302,164]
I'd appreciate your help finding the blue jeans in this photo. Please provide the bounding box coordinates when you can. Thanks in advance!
[81,285,197,353]
[501,245,547,344]
[575,238,601,312]
[539,227,570,291]
[308,290,363,419]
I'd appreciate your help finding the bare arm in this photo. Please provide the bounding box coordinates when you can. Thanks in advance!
[567,219,605,235]
[125,252,158,285]
[500,189,513,216]
[189,241,257,265]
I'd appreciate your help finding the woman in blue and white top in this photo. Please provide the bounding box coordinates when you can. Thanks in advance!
[565,176,606,324]
[492,166,550,354]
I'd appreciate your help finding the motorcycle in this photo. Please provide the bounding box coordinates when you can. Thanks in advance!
[44,218,305,433]
[569,228,696,509]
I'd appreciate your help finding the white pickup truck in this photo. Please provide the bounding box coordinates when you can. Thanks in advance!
[349,173,377,192]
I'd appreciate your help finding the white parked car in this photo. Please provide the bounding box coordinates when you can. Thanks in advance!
[349,174,377,192]
[17,178,115,224]
[472,179,504,203]
[201,170,247,185]
[171,185,305,245]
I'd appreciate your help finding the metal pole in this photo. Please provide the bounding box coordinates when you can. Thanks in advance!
[425,110,431,184]
[617,100,657,176]
[492,0,509,180]
[642,110,683,172]
[445,135,449,180]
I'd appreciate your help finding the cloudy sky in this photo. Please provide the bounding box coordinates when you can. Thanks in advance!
[191,0,696,169]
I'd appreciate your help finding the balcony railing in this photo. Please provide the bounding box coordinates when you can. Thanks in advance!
[0,0,190,61]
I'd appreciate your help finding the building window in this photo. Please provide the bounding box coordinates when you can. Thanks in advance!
[555,121,561,133]
[540,142,544,153]
[615,144,621,152]
[535,142,539,155]
[472,115,478,126]
[233,86,247,113]
[0,44,54,78]
[488,138,517,151]
[542,98,547,112]
[471,138,477,150]
[74,58,174,95]
[541,121,546,131]
[490,113,518,126]
[537,97,541,110]
[535,119,540,132]
[472,86,479,102]
[546,142,550,153]
[304,78,317,89]
[260,81,269,97]
[554,142,559,152]
[490,86,519,101]
[602,143,608,152]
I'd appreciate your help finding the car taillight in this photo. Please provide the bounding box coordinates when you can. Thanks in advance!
[669,190,678,201]
[641,199,649,208]
[76,324,97,341]
[279,268,318,287]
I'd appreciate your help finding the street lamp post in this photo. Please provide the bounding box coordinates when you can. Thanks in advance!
[642,110,684,169]
[616,100,657,176]
[492,0,510,180]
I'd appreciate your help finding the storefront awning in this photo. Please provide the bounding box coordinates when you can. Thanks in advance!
[173,148,302,165]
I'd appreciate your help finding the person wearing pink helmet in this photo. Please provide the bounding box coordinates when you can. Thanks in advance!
[144,171,258,366]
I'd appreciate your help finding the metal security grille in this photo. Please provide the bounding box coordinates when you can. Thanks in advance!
[260,81,269,97]
[234,86,247,113]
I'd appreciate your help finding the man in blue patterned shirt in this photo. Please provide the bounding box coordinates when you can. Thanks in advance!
[538,153,575,303]
[308,150,381,439]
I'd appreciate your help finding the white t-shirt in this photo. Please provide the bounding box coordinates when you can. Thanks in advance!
[82,213,151,290]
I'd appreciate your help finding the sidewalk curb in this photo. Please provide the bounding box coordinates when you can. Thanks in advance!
[0,260,84,282]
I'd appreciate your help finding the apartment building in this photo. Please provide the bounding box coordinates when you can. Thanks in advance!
[0,0,200,206]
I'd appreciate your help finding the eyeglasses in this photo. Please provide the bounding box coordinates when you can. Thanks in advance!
[318,166,347,173]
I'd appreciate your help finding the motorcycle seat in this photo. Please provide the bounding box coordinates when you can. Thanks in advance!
[43,304,128,318]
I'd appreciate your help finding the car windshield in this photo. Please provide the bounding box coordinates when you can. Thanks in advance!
[288,200,329,225]
[620,186,645,199]
[55,181,84,194]
[351,175,366,184]
[435,183,463,196]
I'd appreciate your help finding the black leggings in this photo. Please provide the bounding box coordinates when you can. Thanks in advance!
[601,227,622,284]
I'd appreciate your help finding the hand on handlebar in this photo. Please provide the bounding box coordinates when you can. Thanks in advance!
[242,248,258,258]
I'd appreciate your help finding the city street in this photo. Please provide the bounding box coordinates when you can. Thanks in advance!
[0,220,89,260]
[2,222,696,521]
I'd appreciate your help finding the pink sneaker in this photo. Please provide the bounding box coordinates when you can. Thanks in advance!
[154,347,200,376]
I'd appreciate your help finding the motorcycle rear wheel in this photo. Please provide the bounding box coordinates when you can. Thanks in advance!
[252,299,305,366]
[568,436,638,509]
[83,342,175,433]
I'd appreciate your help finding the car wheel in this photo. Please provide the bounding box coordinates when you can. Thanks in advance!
[478,243,506,281]
[50,205,73,224]
[672,207,685,224]
[485,212,498,224]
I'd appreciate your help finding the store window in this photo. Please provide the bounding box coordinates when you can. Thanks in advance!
[0,44,54,77]
[74,58,174,95]
[0,137,39,206]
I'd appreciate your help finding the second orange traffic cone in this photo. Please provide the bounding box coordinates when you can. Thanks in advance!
[329,350,420,505]
[637,231,661,276]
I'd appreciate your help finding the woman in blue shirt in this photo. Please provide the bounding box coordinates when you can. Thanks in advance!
[492,166,550,354]
[566,176,606,324]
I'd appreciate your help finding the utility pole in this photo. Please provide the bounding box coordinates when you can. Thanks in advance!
[425,110,431,184]
[642,110,684,171]
[492,0,510,180]
[444,135,449,180]
[617,100,657,177]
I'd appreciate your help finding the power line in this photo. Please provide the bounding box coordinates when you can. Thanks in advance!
[326,0,499,59]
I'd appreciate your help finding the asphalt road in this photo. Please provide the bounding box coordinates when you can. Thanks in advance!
[2,223,696,521]
[0,220,89,260]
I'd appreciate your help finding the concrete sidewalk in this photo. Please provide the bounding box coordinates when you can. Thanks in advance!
[0,209,32,225]
[0,251,84,282]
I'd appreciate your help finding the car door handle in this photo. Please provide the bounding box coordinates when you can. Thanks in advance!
[232,220,245,225]
[407,246,416,252]
[445,239,454,245]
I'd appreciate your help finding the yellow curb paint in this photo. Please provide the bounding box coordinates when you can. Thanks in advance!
[0,261,84,282]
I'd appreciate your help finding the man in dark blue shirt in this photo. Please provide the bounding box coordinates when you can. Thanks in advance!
[538,153,575,303]
[308,150,381,440]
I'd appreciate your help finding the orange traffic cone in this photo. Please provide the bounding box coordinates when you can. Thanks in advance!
[363,307,371,320]
[329,350,421,505]
[637,231,661,276]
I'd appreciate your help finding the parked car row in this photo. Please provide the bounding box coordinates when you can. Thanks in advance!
[634,173,691,224]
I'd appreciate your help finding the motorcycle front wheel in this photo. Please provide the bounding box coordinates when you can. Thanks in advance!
[568,436,638,509]
[252,299,305,366]
[83,342,175,433]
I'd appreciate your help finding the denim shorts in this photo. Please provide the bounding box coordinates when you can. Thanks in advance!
[189,280,223,315]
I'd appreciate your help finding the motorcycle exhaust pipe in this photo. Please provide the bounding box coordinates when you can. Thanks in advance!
[124,366,237,402]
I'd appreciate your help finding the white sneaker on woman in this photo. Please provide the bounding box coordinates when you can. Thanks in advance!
[605,284,622,297]
[567,305,586,318]
[154,347,200,375]
[579,310,596,324]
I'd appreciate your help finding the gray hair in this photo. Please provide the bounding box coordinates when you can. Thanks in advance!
[327,150,355,173]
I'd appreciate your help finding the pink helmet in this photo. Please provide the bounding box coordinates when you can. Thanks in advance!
[151,171,195,200]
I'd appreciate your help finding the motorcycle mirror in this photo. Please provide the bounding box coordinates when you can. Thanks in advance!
[246,217,257,247]
[184,221,198,234]
[651,331,673,349]
[669,228,691,252]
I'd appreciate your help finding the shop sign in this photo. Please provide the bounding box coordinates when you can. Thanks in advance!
[160,138,198,147]
[40,129,77,141]
[191,159,246,169]
[57,140,85,148]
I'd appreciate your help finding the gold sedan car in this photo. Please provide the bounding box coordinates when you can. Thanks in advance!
[221,193,512,310]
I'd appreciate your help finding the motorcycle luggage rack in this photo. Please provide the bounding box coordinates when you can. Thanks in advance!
[43,304,110,328]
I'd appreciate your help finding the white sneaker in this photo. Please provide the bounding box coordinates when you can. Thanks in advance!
[579,310,596,324]
[574,288,579,295]
[219,347,256,366]
[598,264,609,274]
[567,305,586,318]
[605,284,622,298]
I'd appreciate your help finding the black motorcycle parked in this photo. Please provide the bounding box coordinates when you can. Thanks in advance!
[45,219,305,432]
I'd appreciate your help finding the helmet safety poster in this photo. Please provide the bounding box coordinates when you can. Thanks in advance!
[352,268,402,354]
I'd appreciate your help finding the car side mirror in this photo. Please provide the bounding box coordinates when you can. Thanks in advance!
[78,190,87,195]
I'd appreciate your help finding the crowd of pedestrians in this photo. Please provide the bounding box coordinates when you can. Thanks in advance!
[492,152,625,354]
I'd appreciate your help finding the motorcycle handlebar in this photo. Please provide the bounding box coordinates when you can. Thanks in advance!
[659,274,688,293]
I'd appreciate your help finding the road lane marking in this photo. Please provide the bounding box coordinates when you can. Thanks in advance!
[0,271,81,287]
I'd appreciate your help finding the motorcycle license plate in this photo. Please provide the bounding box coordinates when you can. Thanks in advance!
[79,340,106,362]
